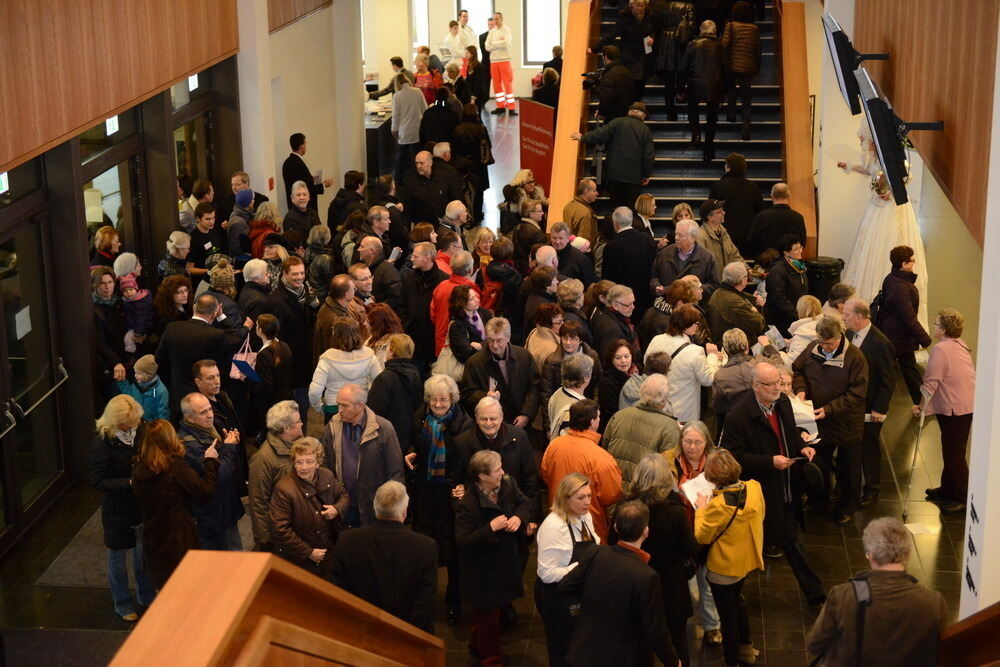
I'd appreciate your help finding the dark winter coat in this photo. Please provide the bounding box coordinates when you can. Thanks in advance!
[709,172,767,253]
[177,421,245,537]
[707,282,766,345]
[792,338,868,446]
[204,288,242,328]
[419,104,459,145]
[460,344,540,422]
[511,220,547,276]
[455,476,532,610]
[880,269,931,354]
[556,244,597,288]
[450,424,541,522]
[252,341,294,431]
[654,1,696,73]
[746,203,807,259]
[448,308,493,363]
[603,227,659,316]
[401,169,463,225]
[765,257,809,336]
[94,299,128,378]
[451,119,492,194]
[595,59,636,121]
[562,306,595,347]
[595,8,656,80]
[91,428,144,550]
[367,358,423,452]
[578,115,654,186]
[133,456,219,589]
[331,519,439,633]
[326,188,366,232]
[643,491,701,624]
[368,256,402,311]
[122,293,155,337]
[679,34,730,102]
[722,391,810,547]
[847,324,896,414]
[400,266,449,365]
[305,244,337,302]
[154,318,248,414]
[722,20,761,74]
[269,467,348,577]
[590,305,640,360]
[598,367,632,433]
[523,290,557,335]
[650,243,721,298]
[264,285,317,387]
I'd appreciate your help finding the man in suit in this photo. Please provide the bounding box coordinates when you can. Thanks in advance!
[155,293,251,418]
[843,298,895,506]
[459,317,539,430]
[559,500,678,667]
[330,481,437,633]
[281,132,332,212]
[746,182,807,259]
[723,362,827,605]
[601,207,658,317]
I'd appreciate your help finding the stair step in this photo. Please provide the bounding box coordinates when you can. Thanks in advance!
[585,140,782,159]
[587,121,783,140]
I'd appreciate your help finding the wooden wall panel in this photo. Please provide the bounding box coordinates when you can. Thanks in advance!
[268,0,332,33]
[854,0,999,245]
[0,0,238,173]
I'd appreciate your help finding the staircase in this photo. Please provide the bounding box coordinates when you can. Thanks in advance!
[586,2,783,237]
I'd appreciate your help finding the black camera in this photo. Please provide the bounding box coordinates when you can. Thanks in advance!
[581,66,606,90]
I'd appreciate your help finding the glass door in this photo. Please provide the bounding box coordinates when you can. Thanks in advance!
[0,216,65,520]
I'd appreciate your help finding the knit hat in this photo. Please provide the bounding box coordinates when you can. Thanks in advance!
[628,101,648,116]
[113,252,140,278]
[134,354,158,377]
[263,232,290,250]
[209,258,236,290]
[235,189,254,208]
[700,198,725,220]
[569,235,591,253]
[118,274,139,294]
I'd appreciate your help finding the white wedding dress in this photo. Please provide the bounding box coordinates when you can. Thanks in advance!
[841,154,929,332]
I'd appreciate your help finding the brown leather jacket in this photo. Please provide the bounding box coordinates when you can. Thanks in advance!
[269,466,349,572]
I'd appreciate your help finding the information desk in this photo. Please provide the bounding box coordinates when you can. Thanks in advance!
[365,112,397,181]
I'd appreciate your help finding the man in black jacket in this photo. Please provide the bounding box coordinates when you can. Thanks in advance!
[560,500,678,667]
[400,242,448,373]
[402,151,464,224]
[590,284,641,360]
[283,182,323,251]
[549,222,596,288]
[709,153,767,253]
[678,21,730,161]
[479,18,494,92]
[571,102,654,210]
[264,257,319,422]
[326,170,366,232]
[650,219,721,299]
[358,236,402,311]
[746,182,807,259]
[155,294,251,419]
[601,208,658,317]
[594,45,635,121]
[459,317,539,429]
[723,362,827,605]
[330,481,438,633]
[281,132,331,211]
[844,298,896,506]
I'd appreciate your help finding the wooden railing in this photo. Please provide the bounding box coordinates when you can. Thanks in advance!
[111,551,444,666]
[939,600,1000,667]
[774,0,819,257]
[548,0,603,221]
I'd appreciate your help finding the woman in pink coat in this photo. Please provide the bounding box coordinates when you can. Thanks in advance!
[915,308,976,514]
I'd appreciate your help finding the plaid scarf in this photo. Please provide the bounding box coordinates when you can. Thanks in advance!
[282,278,319,309]
[422,405,457,483]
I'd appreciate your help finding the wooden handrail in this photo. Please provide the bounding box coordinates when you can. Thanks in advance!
[548,0,601,221]
[775,1,819,257]
[111,551,444,666]
[939,600,1000,667]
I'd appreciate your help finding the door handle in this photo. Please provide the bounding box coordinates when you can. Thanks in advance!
[0,405,16,440]
[10,357,69,419]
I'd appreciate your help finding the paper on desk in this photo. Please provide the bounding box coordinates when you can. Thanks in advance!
[789,395,819,438]
[681,472,715,506]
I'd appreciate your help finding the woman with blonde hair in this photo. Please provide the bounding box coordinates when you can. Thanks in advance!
[785,294,823,362]
[469,226,496,273]
[694,449,765,667]
[634,193,658,237]
[132,419,219,589]
[535,472,598,666]
[626,453,700,666]
[249,201,283,258]
[93,394,155,620]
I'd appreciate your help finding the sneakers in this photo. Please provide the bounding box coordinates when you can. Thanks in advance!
[704,628,723,645]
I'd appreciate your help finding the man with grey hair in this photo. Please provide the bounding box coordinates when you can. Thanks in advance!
[843,297,895,506]
[590,284,641,359]
[651,218,721,299]
[438,199,468,248]
[283,179,323,243]
[249,400,304,550]
[321,384,404,528]
[603,206,659,316]
[431,249,480,355]
[546,354,594,440]
[807,517,947,666]
[707,261,765,345]
[793,315,868,524]
[331,480,438,633]
[358,235,402,310]
[459,318,540,433]
[747,182,807,257]
[534,244,559,271]
[282,132,331,212]
[604,373,681,481]
[723,361,825,604]
[401,241,448,372]
[549,221,597,287]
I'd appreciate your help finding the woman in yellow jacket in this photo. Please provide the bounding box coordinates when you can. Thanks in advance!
[694,449,765,667]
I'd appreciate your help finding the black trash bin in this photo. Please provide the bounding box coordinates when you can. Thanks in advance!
[805,256,844,302]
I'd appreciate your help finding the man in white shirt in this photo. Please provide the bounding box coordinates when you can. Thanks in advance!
[458,9,476,51]
[485,12,517,115]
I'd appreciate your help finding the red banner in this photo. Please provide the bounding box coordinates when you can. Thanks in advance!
[518,98,555,194]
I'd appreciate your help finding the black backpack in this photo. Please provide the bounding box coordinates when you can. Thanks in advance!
[870,290,886,327]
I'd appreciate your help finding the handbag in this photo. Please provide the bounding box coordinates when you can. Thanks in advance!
[229,334,257,381]
[431,345,465,382]
[480,133,495,166]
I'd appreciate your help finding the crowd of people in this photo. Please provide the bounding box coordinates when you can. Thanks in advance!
[85,7,973,667]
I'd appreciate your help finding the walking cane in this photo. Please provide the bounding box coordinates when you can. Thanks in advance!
[901,409,927,524]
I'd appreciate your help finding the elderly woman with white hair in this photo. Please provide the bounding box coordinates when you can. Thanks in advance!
[248,400,305,551]
[405,374,474,625]
[157,231,191,279]
[92,394,155,621]
[269,436,348,579]
[807,517,947,666]
[510,168,548,208]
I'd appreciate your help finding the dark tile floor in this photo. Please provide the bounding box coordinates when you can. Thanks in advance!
[0,374,965,666]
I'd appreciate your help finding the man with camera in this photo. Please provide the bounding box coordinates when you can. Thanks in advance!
[585,45,635,122]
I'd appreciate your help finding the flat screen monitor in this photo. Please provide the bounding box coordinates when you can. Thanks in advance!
[855,67,910,206]
[822,13,863,114]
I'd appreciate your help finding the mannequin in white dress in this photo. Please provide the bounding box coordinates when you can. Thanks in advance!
[836,122,928,331]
